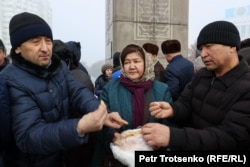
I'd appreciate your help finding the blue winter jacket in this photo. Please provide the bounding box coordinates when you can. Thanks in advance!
[164,54,195,101]
[0,53,100,167]
[0,75,10,167]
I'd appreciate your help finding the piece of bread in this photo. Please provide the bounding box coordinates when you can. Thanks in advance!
[120,129,142,138]
[113,129,142,146]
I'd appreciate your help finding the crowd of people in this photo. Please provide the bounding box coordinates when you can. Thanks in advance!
[0,11,249,167]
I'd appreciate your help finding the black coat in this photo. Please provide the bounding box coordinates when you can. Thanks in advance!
[169,56,250,150]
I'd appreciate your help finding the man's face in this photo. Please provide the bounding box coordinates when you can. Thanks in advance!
[0,49,6,65]
[199,43,236,76]
[15,36,53,67]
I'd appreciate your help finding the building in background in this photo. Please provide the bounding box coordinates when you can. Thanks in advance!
[105,0,189,67]
[225,5,250,40]
[0,0,52,54]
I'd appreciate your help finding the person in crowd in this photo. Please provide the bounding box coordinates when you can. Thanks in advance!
[161,39,195,101]
[53,39,94,93]
[111,52,121,79]
[0,76,10,167]
[142,20,250,151]
[142,43,166,82]
[53,39,95,166]
[0,12,127,167]
[193,56,205,73]
[94,63,113,98]
[238,38,250,65]
[0,39,10,71]
[65,41,89,74]
[93,44,173,166]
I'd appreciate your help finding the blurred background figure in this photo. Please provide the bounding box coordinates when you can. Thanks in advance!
[238,38,250,65]
[53,39,94,93]
[161,39,195,101]
[111,52,121,79]
[65,41,89,74]
[142,43,166,83]
[0,39,10,71]
[94,63,113,98]
[193,55,205,73]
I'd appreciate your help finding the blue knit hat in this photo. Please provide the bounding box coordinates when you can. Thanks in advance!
[197,20,240,50]
[9,12,53,49]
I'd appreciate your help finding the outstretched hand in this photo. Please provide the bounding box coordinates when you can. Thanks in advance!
[149,101,173,119]
[76,100,108,136]
[105,112,128,129]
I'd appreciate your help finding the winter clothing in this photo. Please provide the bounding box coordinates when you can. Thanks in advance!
[93,78,173,166]
[70,69,94,93]
[238,47,250,65]
[101,63,113,74]
[154,61,166,82]
[239,38,250,65]
[94,74,111,98]
[0,39,5,50]
[164,54,195,101]
[143,43,166,82]
[0,75,10,167]
[0,58,10,72]
[169,56,250,150]
[111,70,121,79]
[120,75,152,128]
[92,44,173,166]
[9,12,53,49]
[0,50,100,167]
[95,63,113,98]
[65,41,89,74]
[197,20,240,50]
[112,52,121,79]
[161,40,181,54]
[112,52,120,70]
[53,40,94,93]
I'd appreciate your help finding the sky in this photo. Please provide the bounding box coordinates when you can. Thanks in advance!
[188,0,250,45]
[49,0,105,66]
[49,0,250,66]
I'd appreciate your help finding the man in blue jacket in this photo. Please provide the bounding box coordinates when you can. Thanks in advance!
[161,39,195,101]
[0,12,127,167]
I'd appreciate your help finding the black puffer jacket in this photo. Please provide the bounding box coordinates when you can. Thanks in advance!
[169,56,250,150]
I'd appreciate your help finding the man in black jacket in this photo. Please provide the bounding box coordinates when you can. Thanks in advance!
[141,20,250,151]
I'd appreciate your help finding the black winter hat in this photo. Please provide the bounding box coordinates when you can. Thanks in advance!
[9,12,53,49]
[197,20,240,50]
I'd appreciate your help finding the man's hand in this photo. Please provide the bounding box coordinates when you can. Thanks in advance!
[149,101,173,119]
[105,112,128,129]
[142,123,170,148]
[76,100,108,136]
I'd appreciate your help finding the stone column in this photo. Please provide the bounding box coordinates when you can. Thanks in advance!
[106,0,189,66]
